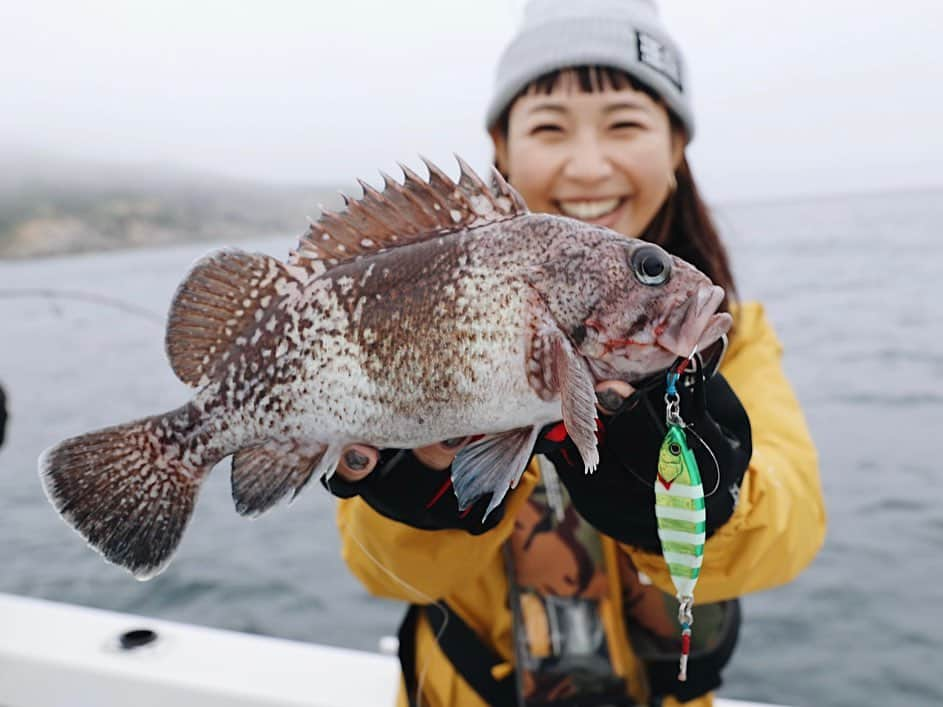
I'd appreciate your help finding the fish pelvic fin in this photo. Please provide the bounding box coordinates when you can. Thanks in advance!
[166,248,305,387]
[289,156,528,272]
[451,426,540,519]
[231,440,328,518]
[38,408,212,580]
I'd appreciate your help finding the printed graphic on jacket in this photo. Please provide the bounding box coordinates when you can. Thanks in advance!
[506,459,628,705]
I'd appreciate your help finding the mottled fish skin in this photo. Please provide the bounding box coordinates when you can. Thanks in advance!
[39,158,732,579]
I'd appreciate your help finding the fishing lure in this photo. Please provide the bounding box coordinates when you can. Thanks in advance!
[655,355,706,682]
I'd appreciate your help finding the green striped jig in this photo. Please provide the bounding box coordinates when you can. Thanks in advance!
[655,357,706,682]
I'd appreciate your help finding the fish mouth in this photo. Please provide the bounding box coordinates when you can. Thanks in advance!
[656,286,732,357]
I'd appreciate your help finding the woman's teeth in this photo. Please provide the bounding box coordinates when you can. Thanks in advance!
[558,198,622,219]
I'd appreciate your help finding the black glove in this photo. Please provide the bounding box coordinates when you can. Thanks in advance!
[0,383,6,448]
[322,449,506,535]
[535,362,752,552]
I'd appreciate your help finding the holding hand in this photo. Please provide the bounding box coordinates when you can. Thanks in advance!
[537,365,752,551]
[334,438,471,482]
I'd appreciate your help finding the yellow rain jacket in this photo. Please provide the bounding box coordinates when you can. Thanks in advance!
[337,302,826,707]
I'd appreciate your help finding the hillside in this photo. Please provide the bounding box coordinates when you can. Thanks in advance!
[0,152,342,258]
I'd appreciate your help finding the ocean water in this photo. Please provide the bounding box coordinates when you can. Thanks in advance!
[0,189,939,707]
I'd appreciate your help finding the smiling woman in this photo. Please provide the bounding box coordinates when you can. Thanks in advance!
[492,72,681,236]
[489,65,736,313]
[327,2,825,707]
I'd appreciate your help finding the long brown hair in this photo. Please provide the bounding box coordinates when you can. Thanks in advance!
[491,66,738,311]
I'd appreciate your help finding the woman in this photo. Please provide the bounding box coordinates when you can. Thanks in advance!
[326,1,825,705]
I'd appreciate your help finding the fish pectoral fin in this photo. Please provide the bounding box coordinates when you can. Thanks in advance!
[166,248,302,387]
[451,426,541,519]
[550,332,600,473]
[231,440,327,517]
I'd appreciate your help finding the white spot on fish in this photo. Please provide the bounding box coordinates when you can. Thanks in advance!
[450,209,461,222]
[251,329,262,345]
[470,194,491,215]
[352,297,365,325]
[261,296,271,308]
[266,316,277,332]
[359,263,375,287]
[361,238,374,248]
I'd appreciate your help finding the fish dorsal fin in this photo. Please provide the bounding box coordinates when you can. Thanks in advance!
[289,156,528,271]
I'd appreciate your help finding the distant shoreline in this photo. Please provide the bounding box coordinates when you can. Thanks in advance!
[0,152,343,260]
[3,151,939,260]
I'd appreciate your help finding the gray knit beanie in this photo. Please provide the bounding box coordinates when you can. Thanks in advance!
[485,0,694,141]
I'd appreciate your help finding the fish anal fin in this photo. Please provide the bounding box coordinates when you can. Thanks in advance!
[231,440,326,518]
[451,426,540,519]
[166,248,302,387]
[289,156,529,272]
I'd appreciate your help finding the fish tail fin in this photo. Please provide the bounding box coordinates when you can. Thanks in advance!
[39,408,211,580]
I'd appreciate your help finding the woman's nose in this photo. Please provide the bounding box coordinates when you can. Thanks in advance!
[561,135,614,183]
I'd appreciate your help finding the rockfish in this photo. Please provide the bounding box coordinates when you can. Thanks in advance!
[39,157,731,579]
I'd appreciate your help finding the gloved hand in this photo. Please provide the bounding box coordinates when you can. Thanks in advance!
[322,440,507,534]
[534,361,752,552]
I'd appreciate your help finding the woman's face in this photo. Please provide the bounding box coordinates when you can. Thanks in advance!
[492,73,684,239]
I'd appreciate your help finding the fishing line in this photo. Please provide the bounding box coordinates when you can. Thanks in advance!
[612,419,721,498]
[348,528,449,707]
[684,426,721,498]
[0,288,164,325]
[611,346,723,497]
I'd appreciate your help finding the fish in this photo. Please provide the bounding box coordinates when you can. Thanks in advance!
[38,156,732,580]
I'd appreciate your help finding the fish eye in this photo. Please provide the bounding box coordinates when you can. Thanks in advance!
[631,245,671,286]
[668,443,681,456]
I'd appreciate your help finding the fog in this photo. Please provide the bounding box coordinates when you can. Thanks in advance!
[2,0,940,201]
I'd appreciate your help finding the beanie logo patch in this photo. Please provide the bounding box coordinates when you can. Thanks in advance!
[636,30,683,92]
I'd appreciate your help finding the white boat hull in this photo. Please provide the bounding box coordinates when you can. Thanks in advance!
[0,592,785,707]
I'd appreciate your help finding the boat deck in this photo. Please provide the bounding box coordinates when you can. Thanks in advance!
[0,593,784,707]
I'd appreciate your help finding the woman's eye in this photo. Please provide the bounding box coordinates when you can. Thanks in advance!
[530,123,564,135]
[610,121,642,131]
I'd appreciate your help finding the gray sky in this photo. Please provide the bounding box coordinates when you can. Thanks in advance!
[2,0,941,201]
